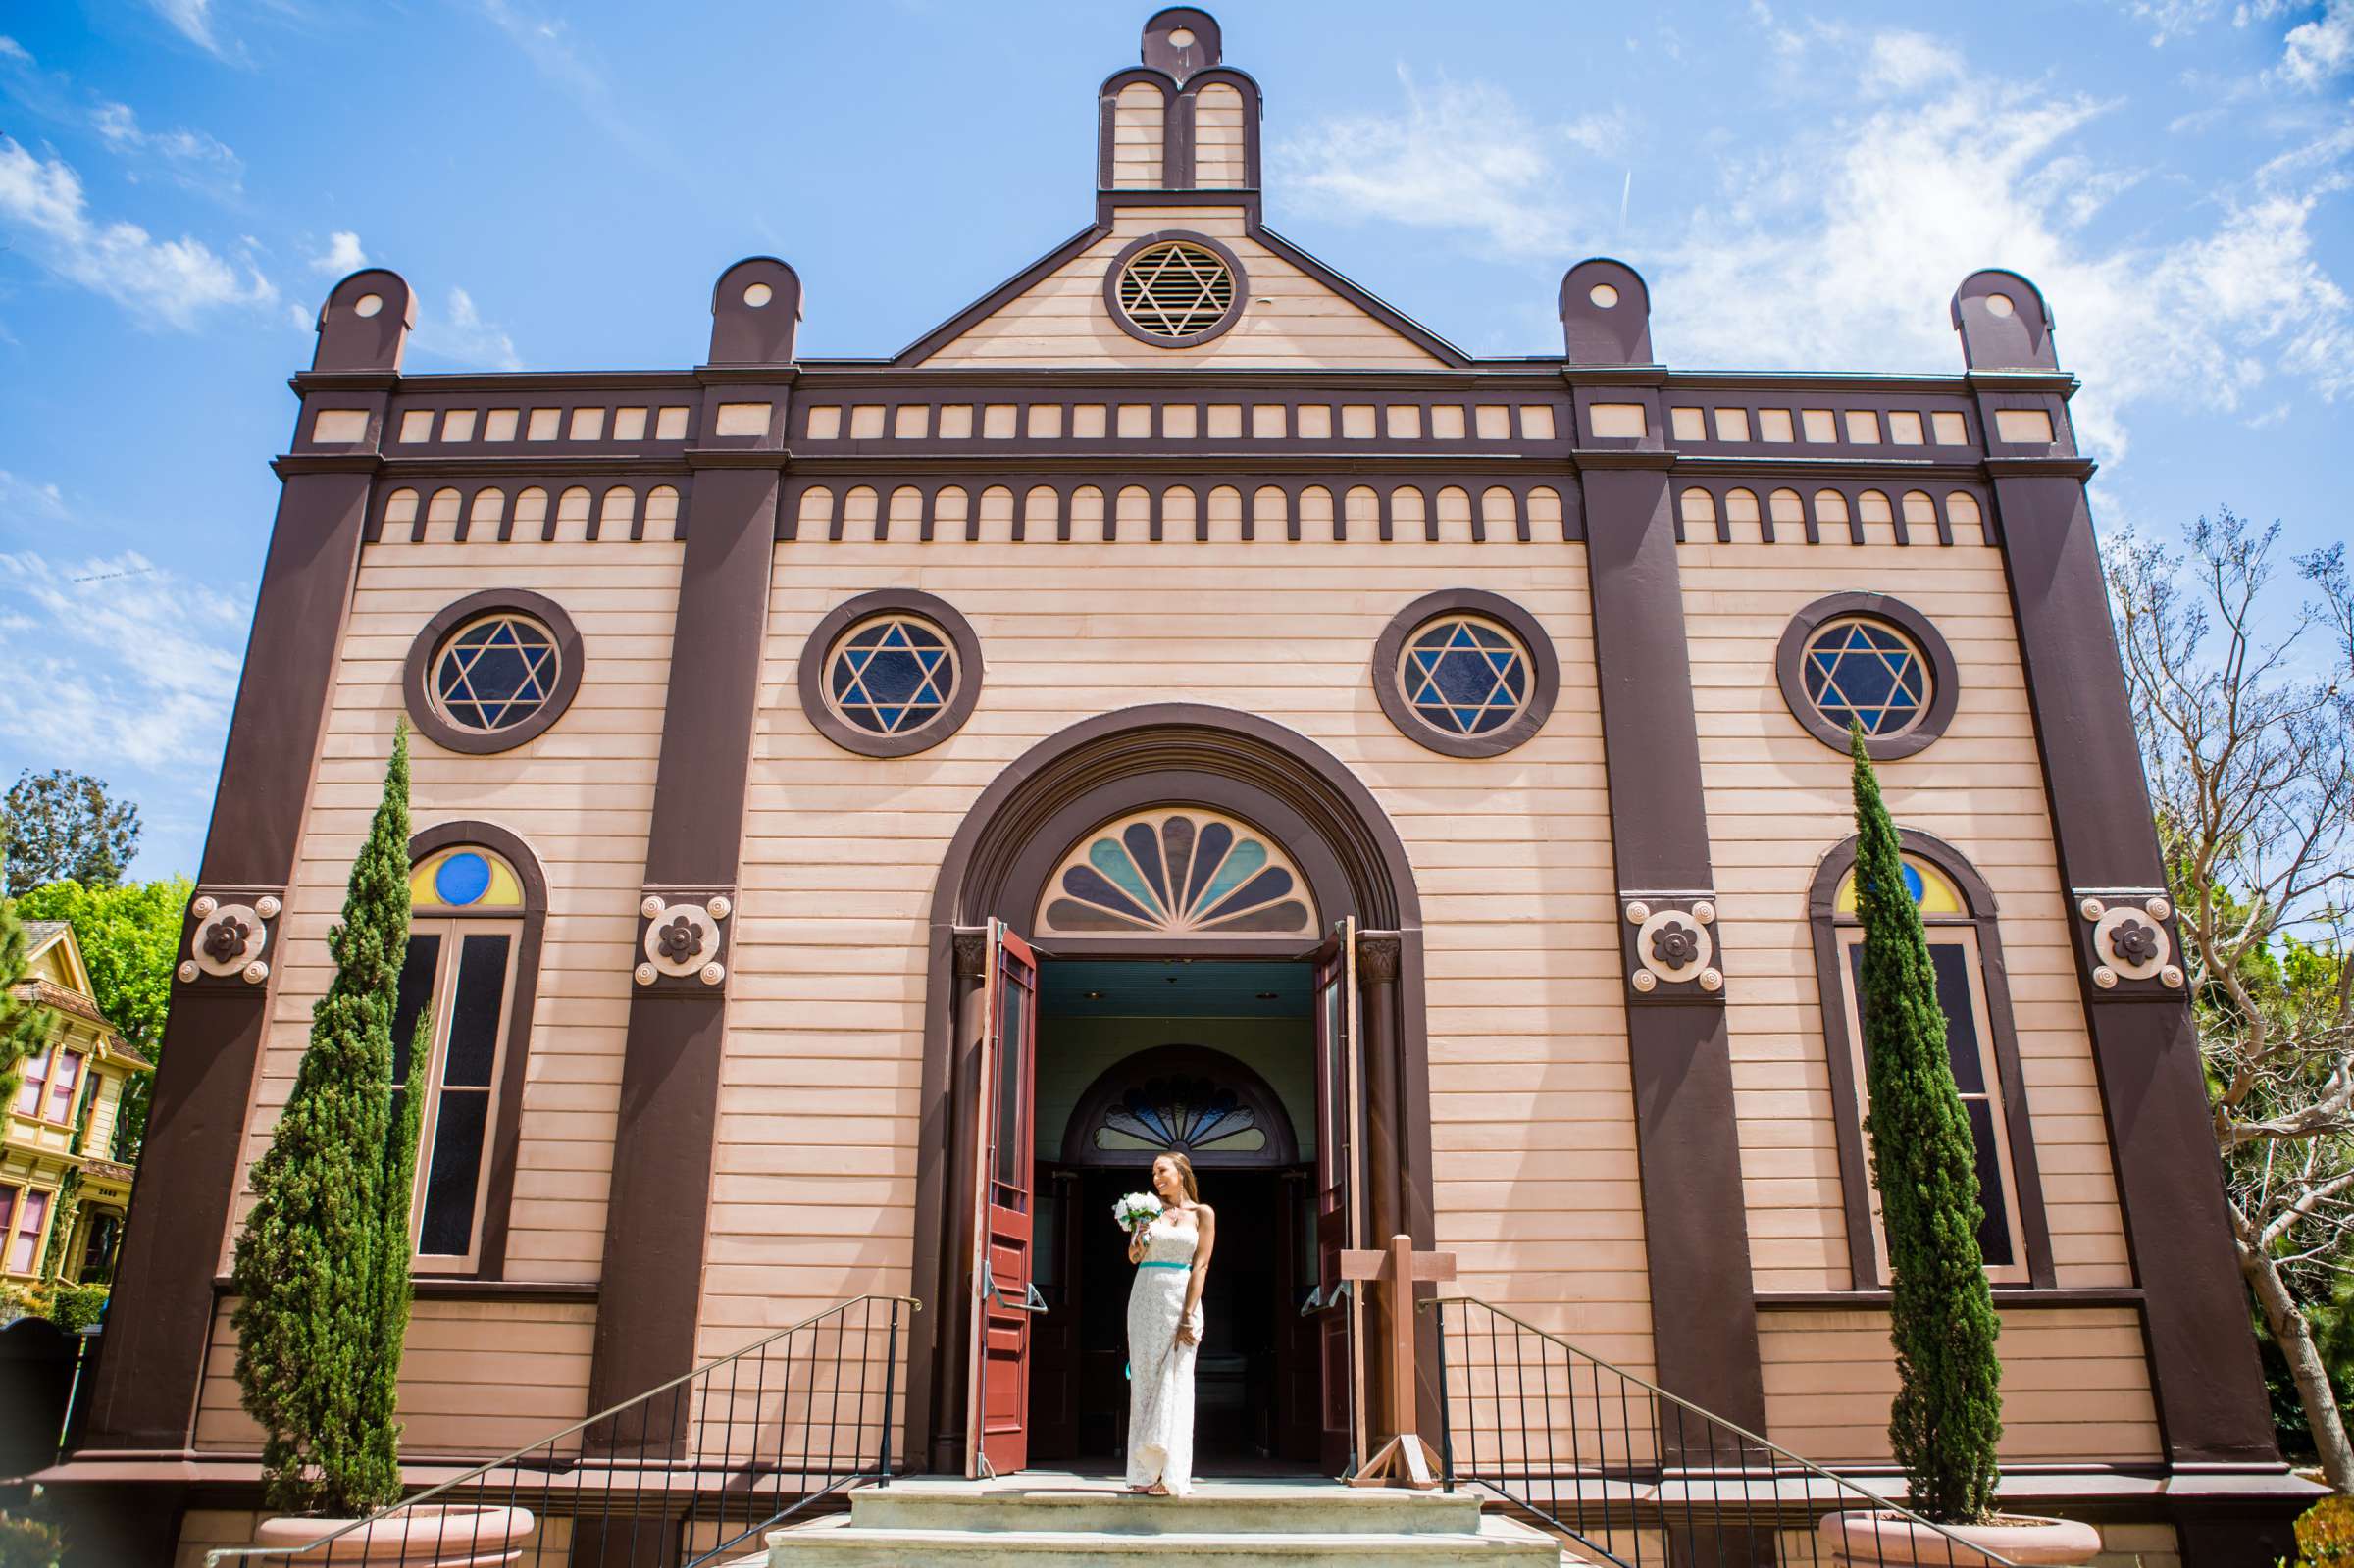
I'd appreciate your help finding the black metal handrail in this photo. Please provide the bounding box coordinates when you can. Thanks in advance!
[1423,1295,2020,1568]
[204,1292,918,1568]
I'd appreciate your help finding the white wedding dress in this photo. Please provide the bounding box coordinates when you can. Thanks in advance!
[1125,1212,1203,1494]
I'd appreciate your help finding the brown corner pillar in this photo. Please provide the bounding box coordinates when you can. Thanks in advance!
[1562,259,1767,1442]
[584,261,796,1427]
[1953,271,2277,1472]
[85,272,411,1451]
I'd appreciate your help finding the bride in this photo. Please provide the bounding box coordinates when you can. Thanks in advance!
[1125,1152,1215,1496]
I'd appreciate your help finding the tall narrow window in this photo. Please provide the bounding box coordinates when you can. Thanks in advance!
[7,1188,49,1275]
[398,842,529,1272]
[1810,832,2052,1289]
[46,1049,83,1124]
[13,1048,49,1117]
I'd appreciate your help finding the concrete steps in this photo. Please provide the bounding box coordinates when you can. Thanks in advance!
[764,1478,1567,1566]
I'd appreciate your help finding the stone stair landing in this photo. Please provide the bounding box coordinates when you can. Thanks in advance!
[764,1476,1566,1566]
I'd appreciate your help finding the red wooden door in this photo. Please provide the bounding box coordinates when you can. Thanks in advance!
[1310,919,1363,1475]
[967,921,1040,1477]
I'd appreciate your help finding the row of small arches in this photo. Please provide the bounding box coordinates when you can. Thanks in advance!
[377,484,684,545]
[789,481,1570,544]
[1677,485,1986,547]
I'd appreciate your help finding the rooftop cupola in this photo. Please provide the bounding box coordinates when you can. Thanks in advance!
[1098,8,1261,194]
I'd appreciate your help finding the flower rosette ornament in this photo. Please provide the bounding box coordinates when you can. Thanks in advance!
[1113,1192,1163,1234]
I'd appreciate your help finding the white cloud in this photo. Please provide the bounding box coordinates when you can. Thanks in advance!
[1644,32,2354,458]
[310,229,366,275]
[2276,0,2354,84]
[1272,68,1604,258]
[0,549,246,773]
[0,36,33,66]
[0,470,70,530]
[1864,31,1965,93]
[0,137,277,329]
[88,100,243,196]
[411,285,520,370]
[146,0,232,60]
[2119,0,2231,43]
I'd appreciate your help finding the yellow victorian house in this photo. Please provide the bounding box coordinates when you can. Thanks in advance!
[3,921,149,1290]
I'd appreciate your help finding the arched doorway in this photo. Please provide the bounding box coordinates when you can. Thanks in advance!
[906,704,1430,1478]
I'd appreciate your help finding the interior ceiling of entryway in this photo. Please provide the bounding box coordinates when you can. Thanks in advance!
[1039,959,1311,1019]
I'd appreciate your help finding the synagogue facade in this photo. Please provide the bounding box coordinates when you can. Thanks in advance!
[56,11,2314,1563]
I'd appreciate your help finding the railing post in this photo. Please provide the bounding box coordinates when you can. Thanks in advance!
[1430,1301,1454,1494]
[879,1301,901,1485]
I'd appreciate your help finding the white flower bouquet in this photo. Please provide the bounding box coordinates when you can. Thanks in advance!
[1112,1191,1162,1234]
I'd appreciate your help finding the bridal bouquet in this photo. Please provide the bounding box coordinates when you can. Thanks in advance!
[1112,1192,1162,1234]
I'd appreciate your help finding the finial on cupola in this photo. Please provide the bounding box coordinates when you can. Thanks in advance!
[1142,7,1223,83]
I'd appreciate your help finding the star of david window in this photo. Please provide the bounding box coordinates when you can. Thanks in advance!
[1399,616,1532,738]
[1371,590,1559,758]
[798,589,982,758]
[1774,593,1959,760]
[403,589,583,755]
[1802,617,1930,737]
[433,614,560,734]
[1103,232,1248,347]
[824,614,958,737]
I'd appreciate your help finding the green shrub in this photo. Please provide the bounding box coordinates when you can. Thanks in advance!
[0,1512,64,1568]
[2297,1495,2354,1564]
[1850,727,2004,1523]
[45,1283,107,1335]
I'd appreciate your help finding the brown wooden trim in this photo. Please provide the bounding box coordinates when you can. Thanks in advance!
[584,467,777,1437]
[1774,592,1960,759]
[85,465,376,1452]
[1806,828,2058,1290]
[910,703,1426,1472]
[1369,588,1560,758]
[1757,1288,2141,1310]
[1989,467,2278,1466]
[895,225,1109,365]
[1581,465,1768,1435]
[406,820,549,1280]
[400,588,585,755]
[795,589,983,758]
[1100,230,1251,349]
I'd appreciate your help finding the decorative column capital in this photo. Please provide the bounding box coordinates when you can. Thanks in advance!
[1356,930,1403,986]
[952,927,991,977]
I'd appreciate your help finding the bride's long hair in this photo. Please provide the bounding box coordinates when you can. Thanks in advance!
[1154,1151,1202,1205]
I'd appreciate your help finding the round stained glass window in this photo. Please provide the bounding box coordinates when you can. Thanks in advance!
[1801,617,1931,737]
[824,614,958,737]
[433,613,561,734]
[1397,615,1533,737]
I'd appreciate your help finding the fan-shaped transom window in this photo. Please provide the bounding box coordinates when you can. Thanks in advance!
[1833,854,1964,917]
[433,613,559,734]
[824,613,958,736]
[1801,616,1931,737]
[1398,615,1533,737]
[1038,808,1317,937]
[1116,241,1236,339]
[1097,1074,1265,1156]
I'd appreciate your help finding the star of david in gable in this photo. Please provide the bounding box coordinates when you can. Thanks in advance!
[1401,617,1531,736]
[434,614,559,732]
[1117,242,1236,337]
[1802,619,1928,736]
[827,616,956,735]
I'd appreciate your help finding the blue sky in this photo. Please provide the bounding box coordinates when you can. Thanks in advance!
[2,0,2348,879]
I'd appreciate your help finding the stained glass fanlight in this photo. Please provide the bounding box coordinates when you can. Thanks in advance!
[410,846,526,911]
[1094,1074,1267,1155]
[1037,808,1317,937]
[1835,854,1965,917]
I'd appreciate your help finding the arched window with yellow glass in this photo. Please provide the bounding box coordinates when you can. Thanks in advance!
[1808,829,2053,1290]
[399,823,547,1278]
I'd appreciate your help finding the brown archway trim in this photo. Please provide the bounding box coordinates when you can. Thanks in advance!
[402,588,585,755]
[907,703,1428,1473]
[1774,591,1960,760]
[797,588,983,757]
[1059,1043,1301,1167]
[407,819,548,1280]
[1806,827,2056,1290]
[1371,588,1560,758]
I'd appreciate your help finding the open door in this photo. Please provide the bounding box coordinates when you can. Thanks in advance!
[1026,1164,1081,1459]
[966,919,1041,1477]
[1309,918,1364,1475]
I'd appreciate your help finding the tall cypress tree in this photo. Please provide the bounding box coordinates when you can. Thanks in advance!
[1850,726,2004,1523]
[231,724,426,1517]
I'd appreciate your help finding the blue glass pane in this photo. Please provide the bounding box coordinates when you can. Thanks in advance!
[828,617,954,734]
[435,615,556,732]
[434,851,492,906]
[1804,619,1927,735]
[1402,617,1530,735]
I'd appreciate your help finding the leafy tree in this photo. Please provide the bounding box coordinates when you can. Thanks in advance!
[0,898,53,1114]
[1850,726,2004,1523]
[2109,511,2354,1489]
[2,771,140,896]
[14,877,191,1160]
[230,725,425,1517]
